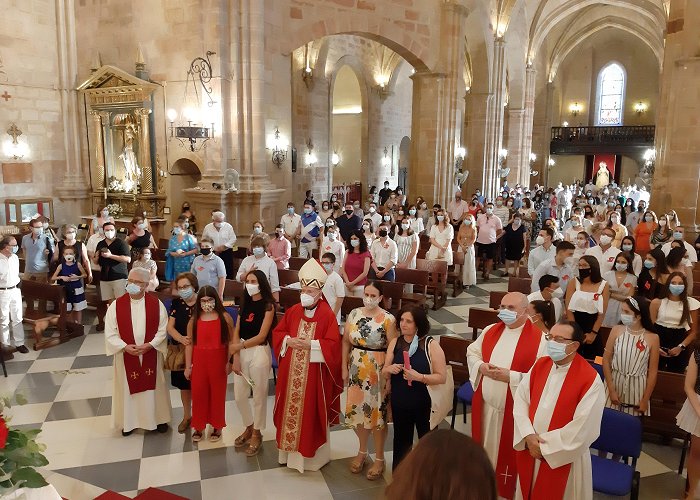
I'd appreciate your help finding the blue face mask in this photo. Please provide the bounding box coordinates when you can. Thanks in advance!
[673,232,683,240]
[322,263,334,273]
[178,287,194,300]
[287,207,294,214]
[409,209,416,216]
[11,245,18,254]
[644,260,655,269]
[125,282,142,296]
[497,309,518,325]
[669,284,685,296]
[304,208,312,214]
[546,339,571,362]
[252,247,265,257]
[407,334,419,357]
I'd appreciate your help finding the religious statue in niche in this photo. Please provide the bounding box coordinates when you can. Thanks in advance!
[118,124,141,192]
[595,162,610,189]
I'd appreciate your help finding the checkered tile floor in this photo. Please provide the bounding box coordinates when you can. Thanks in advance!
[1,274,689,499]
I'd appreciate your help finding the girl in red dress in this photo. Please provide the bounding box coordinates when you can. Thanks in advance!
[184,285,234,442]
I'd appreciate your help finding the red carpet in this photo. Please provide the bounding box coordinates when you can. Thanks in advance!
[93,488,188,500]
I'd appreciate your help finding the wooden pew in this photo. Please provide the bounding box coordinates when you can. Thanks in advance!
[447,251,464,297]
[489,290,507,310]
[467,307,499,340]
[439,335,472,427]
[151,248,167,261]
[21,280,83,350]
[341,296,364,320]
[508,276,532,293]
[278,269,300,287]
[223,279,244,305]
[288,257,308,271]
[518,267,530,279]
[394,268,429,310]
[375,280,404,316]
[279,287,301,312]
[416,259,448,310]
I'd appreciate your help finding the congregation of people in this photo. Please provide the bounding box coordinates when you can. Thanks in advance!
[2,178,700,499]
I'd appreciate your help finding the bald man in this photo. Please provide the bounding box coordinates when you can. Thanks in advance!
[467,292,547,499]
[202,211,237,279]
[105,268,171,436]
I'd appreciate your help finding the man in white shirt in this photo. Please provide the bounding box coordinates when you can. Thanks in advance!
[585,227,621,274]
[236,236,281,302]
[321,252,345,325]
[662,226,698,264]
[527,227,556,276]
[366,202,383,231]
[531,241,575,294]
[320,226,345,273]
[513,321,605,500]
[369,224,398,281]
[280,203,302,254]
[556,186,572,222]
[476,203,504,280]
[0,236,26,355]
[447,191,469,232]
[202,211,238,279]
[527,274,564,322]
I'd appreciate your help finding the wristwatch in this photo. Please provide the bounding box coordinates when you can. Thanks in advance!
[679,344,687,351]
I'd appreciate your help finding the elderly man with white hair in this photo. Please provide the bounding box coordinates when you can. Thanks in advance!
[105,267,171,436]
[202,211,237,279]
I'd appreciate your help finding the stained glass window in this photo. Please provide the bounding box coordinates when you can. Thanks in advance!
[596,63,626,126]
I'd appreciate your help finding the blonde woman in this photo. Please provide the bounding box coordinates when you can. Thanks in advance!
[457,214,477,288]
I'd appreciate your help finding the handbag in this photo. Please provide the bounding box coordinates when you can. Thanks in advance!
[164,343,186,371]
[425,336,454,429]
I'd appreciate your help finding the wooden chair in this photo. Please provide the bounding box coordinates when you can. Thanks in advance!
[598,326,612,350]
[233,247,249,259]
[155,260,168,284]
[489,290,507,310]
[508,276,532,293]
[279,287,301,311]
[447,251,464,297]
[159,238,170,250]
[416,259,448,310]
[278,269,300,287]
[341,296,364,319]
[223,279,244,305]
[376,280,404,315]
[518,267,531,278]
[394,268,429,309]
[288,257,308,271]
[21,280,84,350]
[18,258,25,274]
[77,223,90,244]
[152,248,167,261]
[438,335,472,428]
[467,307,499,340]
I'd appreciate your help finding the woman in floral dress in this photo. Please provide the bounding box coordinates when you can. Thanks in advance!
[342,281,397,480]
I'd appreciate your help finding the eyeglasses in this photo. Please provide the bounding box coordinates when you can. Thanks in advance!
[544,333,575,345]
[176,285,192,291]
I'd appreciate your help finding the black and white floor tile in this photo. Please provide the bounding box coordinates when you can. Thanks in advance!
[1,275,689,499]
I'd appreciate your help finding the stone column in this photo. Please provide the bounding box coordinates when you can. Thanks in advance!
[136,108,154,194]
[542,82,555,187]
[483,39,507,199]
[505,108,525,186]
[463,92,490,196]
[651,0,700,232]
[519,66,537,186]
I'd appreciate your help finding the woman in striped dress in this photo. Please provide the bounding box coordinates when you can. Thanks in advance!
[602,297,660,416]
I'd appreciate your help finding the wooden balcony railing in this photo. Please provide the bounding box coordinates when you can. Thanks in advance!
[550,125,655,155]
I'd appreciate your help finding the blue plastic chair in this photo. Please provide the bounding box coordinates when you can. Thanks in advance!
[589,361,604,380]
[590,407,642,499]
[450,381,473,428]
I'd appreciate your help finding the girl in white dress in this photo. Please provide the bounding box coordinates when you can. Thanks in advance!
[456,214,477,288]
[602,253,637,327]
[394,217,419,270]
[426,208,454,265]
[677,346,700,500]
[603,297,659,416]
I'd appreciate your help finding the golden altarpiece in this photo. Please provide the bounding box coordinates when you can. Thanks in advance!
[77,66,166,218]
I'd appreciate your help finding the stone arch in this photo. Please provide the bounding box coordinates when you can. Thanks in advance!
[169,157,202,176]
[463,4,494,94]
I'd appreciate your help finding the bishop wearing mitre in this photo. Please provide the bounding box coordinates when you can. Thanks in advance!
[272,259,343,473]
[105,268,171,436]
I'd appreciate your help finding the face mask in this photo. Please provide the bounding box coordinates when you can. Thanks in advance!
[476,191,481,196]
[578,268,592,280]
[125,282,142,296]
[178,287,194,300]
[463,219,473,226]
[658,219,667,227]
[644,215,653,222]
[354,204,360,209]
[379,230,388,238]
[64,255,75,262]
[201,247,212,256]
[137,223,146,230]
[436,215,445,222]
[101,211,109,218]
[323,205,329,211]
[507,201,513,207]
[287,208,294,214]
[183,222,190,229]
[383,215,391,222]
[497,309,519,326]
[104,230,116,239]
[200,300,216,313]
[328,232,337,240]
[65,232,76,241]
[300,292,317,308]
[486,208,494,214]
[173,227,182,235]
[610,217,619,224]
[496,201,503,207]
[304,208,312,214]
[577,239,587,248]
[546,339,571,362]
[251,226,262,235]
[32,227,43,235]
[622,244,633,252]
[513,220,521,227]
[409,209,416,216]
[615,262,627,272]
[673,232,683,240]
[322,263,334,273]
[325,221,335,228]
[421,204,427,209]
[142,253,151,261]
[11,245,18,254]
[369,207,376,213]
[643,260,655,269]
[362,224,370,231]
[536,236,545,245]
[363,296,380,309]
[620,314,635,326]
[600,235,612,246]
[331,196,337,202]
[398,211,405,216]
[564,256,575,268]
[401,223,410,230]
[551,287,564,299]
[252,247,265,257]
[669,284,685,296]
[350,239,360,248]
[214,222,223,229]
[245,283,260,296]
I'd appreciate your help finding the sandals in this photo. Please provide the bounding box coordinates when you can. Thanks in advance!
[192,430,203,442]
[235,426,253,448]
[350,451,368,474]
[177,418,191,434]
[367,458,385,481]
[245,431,263,456]
[210,429,222,442]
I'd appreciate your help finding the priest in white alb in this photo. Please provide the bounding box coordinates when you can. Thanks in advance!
[513,321,605,500]
[467,292,546,499]
[105,268,171,436]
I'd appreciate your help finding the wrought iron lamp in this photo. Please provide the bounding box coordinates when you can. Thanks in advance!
[305,139,318,167]
[634,101,648,115]
[270,127,288,167]
[569,102,582,117]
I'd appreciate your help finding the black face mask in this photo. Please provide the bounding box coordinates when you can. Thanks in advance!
[345,209,353,216]
[379,230,388,237]
[201,248,212,256]
[578,268,592,280]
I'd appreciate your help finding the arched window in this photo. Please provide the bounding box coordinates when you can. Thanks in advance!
[596,62,626,126]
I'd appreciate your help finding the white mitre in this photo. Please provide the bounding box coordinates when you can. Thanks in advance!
[299,259,328,290]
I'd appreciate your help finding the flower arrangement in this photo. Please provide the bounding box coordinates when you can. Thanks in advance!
[0,394,49,495]
[105,203,124,219]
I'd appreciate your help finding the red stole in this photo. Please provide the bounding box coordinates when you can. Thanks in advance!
[272,300,342,458]
[471,320,542,499]
[115,293,160,395]
[515,355,597,500]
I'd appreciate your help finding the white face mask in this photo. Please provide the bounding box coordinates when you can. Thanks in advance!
[142,253,151,261]
[104,230,116,239]
[600,235,613,246]
[363,296,380,309]
[245,283,260,296]
[300,292,318,308]
[536,236,545,245]
[401,223,410,230]
[328,232,337,240]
